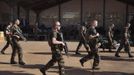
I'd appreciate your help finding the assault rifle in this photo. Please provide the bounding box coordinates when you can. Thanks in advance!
[59,32,69,56]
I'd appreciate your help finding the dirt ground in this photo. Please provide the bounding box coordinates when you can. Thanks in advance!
[0,41,134,75]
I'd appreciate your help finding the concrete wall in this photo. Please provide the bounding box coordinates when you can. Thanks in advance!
[129,5,134,13]
[40,6,59,26]
[0,1,10,24]
[40,0,134,27]
[0,0,134,27]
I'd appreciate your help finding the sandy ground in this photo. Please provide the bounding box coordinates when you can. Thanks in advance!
[0,41,134,75]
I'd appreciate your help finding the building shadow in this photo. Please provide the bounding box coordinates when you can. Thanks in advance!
[46,66,134,75]
[28,50,86,57]
[0,71,34,75]
[69,50,88,53]
[28,52,52,55]
[100,50,117,53]
[0,53,11,55]
[101,55,134,62]
[66,70,134,75]
[10,63,134,75]
[0,61,10,64]
[68,53,86,58]
[13,64,44,69]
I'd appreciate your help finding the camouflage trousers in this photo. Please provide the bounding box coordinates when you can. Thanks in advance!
[43,48,65,75]
[11,37,24,62]
[116,40,132,56]
[80,42,100,67]
[76,38,89,53]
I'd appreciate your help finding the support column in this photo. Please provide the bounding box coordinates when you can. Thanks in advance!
[58,0,61,22]
[7,0,20,21]
[80,0,83,25]
[8,1,15,21]
[17,4,20,19]
[10,6,14,21]
[26,9,30,25]
[126,3,129,23]
[103,0,106,28]
[36,11,41,26]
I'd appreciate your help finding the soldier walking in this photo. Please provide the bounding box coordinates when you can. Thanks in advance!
[107,23,115,52]
[115,23,133,58]
[40,21,66,75]
[80,19,101,69]
[1,22,13,54]
[75,22,89,55]
[10,19,26,65]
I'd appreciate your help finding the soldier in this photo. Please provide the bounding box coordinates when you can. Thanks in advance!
[75,22,89,55]
[115,23,133,58]
[40,21,66,75]
[10,19,26,65]
[79,20,101,69]
[1,22,13,54]
[107,23,115,52]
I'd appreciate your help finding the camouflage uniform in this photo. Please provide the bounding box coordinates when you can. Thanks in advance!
[76,25,89,54]
[107,26,114,52]
[1,24,13,54]
[41,30,65,75]
[80,26,100,69]
[115,26,133,57]
[10,25,26,65]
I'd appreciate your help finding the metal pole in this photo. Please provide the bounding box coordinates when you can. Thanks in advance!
[10,6,14,21]
[58,0,61,22]
[126,3,129,23]
[8,0,16,21]
[80,0,83,25]
[26,9,30,25]
[103,0,106,28]
[36,12,40,25]
[17,4,20,19]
